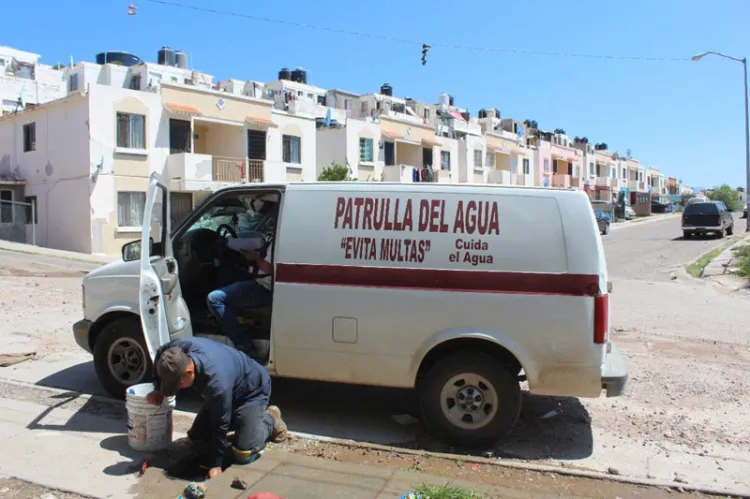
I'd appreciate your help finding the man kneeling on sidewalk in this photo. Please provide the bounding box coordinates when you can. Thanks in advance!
[147,337,287,479]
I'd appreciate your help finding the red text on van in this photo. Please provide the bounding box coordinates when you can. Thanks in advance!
[334,197,500,235]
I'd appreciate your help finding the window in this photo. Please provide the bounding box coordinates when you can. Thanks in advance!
[473,149,482,168]
[423,109,430,121]
[441,151,451,171]
[622,168,627,179]
[24,196,37,224]
[359,138,373,163]
[0,190,12,223]
[552,159,558,173]
[282,135,301,164]
[544,159,550,173]
[116,112,146,149]
[23,123,35,152]
[523,158,530,175]
[130,74,142,90]
[384,142,395,166]
[69,73,79,92]
[360,102,368,115]
[589,162,595,175]
[117,191,146,227]
[485,152,495,167]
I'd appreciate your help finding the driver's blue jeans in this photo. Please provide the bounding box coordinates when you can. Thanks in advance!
[206,280,271,349]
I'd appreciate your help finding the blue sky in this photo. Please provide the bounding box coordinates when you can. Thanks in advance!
[5,0,750,189]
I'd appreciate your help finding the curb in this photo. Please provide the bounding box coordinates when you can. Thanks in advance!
[688,233,750,279]
[0,241,113,265]
[0,379,746,498]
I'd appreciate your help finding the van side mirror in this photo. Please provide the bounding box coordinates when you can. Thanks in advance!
[122,238,153,262]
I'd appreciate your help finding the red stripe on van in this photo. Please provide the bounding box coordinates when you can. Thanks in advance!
[275,264,601,297]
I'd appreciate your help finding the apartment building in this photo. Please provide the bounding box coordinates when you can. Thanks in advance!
[0,47,316,255]
[0,46,66,116]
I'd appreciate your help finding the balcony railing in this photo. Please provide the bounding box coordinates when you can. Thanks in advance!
[212,156,246,183]
[552,174,571,188]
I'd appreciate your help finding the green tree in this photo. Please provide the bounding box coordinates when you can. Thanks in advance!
[317,163,352,181]
[707,184,742,211]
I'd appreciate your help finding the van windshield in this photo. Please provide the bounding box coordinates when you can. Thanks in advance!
[684,202,719,215]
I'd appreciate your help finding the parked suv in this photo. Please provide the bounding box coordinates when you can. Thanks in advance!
[682,201,734,238]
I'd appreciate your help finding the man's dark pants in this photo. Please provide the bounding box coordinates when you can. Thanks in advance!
[188,401,275,459]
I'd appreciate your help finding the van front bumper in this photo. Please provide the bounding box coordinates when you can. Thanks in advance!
[601,341,629,397]
[72,319,93,353]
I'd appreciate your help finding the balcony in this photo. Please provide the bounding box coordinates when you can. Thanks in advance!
[487,170,513,185]
[382,164,439,183]
[596,177,615,188]
[570,177,582,188]
[629,180,646,191]
[552,174,571,188]
[166,153,290,189]
[450,117,483,136]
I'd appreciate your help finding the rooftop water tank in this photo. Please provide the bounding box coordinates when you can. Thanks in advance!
[95,51,142,67]
[174,50,188,69]
[380,83,393,96]
[158,46,175,66]
[438,93,450,106]
[291,67,307,84]
[278,67,292,81]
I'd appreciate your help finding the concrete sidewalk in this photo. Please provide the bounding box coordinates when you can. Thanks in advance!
[0,393,529,499]
[0,239,114,265]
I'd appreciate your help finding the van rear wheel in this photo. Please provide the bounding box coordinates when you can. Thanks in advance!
[93,317,152,399]
[419,353,521,447]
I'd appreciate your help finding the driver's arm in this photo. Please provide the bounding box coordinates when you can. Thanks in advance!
[239,249,273,274]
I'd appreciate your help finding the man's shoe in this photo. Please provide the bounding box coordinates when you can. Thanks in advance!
[265,405,288,443]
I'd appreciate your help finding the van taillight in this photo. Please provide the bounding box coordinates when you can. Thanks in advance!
[594,294,608,344]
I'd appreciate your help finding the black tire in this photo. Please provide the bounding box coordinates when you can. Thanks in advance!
[717,228,725,239]
[727,223,734,236]
[683,231,692,239]
[419,353,521,447]
[93,317,152,399]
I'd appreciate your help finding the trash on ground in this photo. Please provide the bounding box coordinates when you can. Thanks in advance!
[541,409,559,419]
[390,414,419,426]
[139,459,149,477]
[177,481,206,499]
[231,477,248,490]
[0,352,36,367]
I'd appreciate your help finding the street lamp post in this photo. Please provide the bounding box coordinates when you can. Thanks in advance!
[692,51,750,231]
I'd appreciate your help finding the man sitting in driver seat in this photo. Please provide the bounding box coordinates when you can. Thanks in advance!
[206,241,273,354]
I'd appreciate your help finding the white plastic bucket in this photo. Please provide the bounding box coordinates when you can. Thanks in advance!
[126,382,176,452]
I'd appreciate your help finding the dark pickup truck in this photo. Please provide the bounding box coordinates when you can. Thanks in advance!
[682,201,734,238]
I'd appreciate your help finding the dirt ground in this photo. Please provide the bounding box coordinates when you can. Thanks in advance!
[276,438,718,499]
[0,477,91,499]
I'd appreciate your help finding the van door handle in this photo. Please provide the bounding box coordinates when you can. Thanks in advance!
[161,274,178,295]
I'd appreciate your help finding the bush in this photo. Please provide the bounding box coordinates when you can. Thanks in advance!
[317,163,353,181]
[707,184,743,211]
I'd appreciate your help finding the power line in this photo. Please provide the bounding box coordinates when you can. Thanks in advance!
[142,0,690,62]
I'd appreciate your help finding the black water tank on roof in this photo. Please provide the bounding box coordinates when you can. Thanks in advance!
[478,109,487,119]
[158,46,175,66]
[380,83,393,96]
[449,94,454,106]
[278,67,292,80]
[291,67,307,84]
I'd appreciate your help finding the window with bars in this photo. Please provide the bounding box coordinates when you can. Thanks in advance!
[523,158,530,175]
[116,113,146,149]
[282,135,301,164]
[441,151,451,171]
[473,149,482,168]
[23,123,35,152]
[359,138,373,162]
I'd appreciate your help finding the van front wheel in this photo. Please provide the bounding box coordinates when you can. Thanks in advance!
[93,317,152,399]
[419,353,521,447]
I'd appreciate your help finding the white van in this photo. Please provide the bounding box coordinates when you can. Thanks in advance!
[73,173,628,446]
